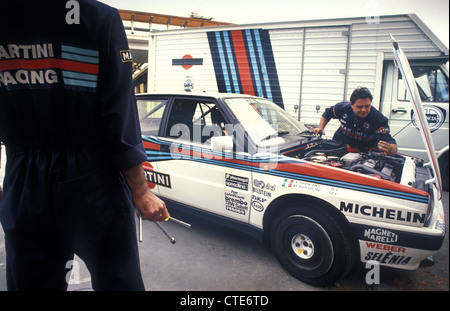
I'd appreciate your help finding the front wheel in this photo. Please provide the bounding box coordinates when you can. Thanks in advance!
[270,205,354,286]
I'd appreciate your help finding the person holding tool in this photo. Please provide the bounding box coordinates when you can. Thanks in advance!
[312,87,398,156]
[0,0,168,290]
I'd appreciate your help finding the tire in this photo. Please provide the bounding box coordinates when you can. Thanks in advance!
[270,204,354,287]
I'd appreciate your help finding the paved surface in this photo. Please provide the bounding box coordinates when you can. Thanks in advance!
[0,146,448,291]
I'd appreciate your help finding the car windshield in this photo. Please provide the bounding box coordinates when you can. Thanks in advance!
[224,97,308,146]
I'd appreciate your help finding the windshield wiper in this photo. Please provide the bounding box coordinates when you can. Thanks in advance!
[260,131,290,141]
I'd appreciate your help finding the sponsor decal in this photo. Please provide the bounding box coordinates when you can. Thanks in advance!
[251,195,266,212]
[120,50,133,62]
[364,228,398,243]
[184,75,194,92]
[225,173,249,191]
[0,43,99,91]
[253,179,275,197]
[225,190,248,215]
[144,168,172,188]
[411,105,446,133]
[364,252,411,266]
[251,201,264,212]
[282,179,321,192]
[340,201,426,224]
[365,242,406,253]
[172,54,203,70]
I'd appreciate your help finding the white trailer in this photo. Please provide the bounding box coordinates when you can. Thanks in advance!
[144,14,449,189]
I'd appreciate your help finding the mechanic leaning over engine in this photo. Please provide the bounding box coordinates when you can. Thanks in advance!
[312,87,398,157]
[0,0,169,290]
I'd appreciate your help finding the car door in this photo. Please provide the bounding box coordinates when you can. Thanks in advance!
[137,95,171,196]
[385,61,449,159]
[155,96,253,223]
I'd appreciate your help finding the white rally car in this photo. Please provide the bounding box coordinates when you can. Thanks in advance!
[137,39,445,286]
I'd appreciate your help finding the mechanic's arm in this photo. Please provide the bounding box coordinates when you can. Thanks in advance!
[312,116,329,136]
[122,163,170,222]
[376,121,398,157]
[0,144,3,203]
[378,141,397,157]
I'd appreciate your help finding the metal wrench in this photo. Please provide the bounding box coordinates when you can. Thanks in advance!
[138,213,190,244]
[155,221,176,244]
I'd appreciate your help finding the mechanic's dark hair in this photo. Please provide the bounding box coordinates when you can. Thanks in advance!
[350,87,373,105]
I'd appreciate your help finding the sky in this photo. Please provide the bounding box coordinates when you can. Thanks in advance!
[98,0,449,48]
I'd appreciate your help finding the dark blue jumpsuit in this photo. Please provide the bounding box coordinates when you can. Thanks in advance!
[322,101,397,150]
[0,1,146,290]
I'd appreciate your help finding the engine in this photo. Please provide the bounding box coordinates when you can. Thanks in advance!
[285,140,405,183]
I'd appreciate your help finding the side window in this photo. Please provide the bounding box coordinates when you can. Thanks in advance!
[165,98,229,144]
[137,98,168,137]
[397,66,449,102]
[193,102,228,143]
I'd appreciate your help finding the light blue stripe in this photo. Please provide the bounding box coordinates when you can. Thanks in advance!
[62,52,99,64]
[253,29,273,101]
[64,78,97,88]
[245,29,264,97]
[62,45,99,57]
[215,32,232,93]
[222,31,240,93]
[62,71,98,81]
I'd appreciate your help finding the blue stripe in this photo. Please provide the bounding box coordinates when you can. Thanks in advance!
[62,45,99,57]
[61,52,99,64]
[215,32,232,93]
[253,29,273,101]
[62,71,98,81]
[222,31,240,93]
[245,29,264,97]
[63,78,97,88]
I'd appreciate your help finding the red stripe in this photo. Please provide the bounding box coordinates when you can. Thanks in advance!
[231,30,255,96]
[0,58,99,74]
[143,141,160,151]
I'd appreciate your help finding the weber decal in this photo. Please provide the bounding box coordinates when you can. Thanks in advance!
[365,242,406,253]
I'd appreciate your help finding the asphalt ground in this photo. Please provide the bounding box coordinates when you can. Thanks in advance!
[0,146,448,293]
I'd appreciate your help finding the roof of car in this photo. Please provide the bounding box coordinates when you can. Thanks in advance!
[135,92,261,100]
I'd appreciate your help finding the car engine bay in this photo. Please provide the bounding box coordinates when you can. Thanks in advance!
[284,139,408,183]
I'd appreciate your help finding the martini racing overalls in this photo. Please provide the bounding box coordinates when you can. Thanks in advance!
[322,101,397,150]
[0,1,146,290]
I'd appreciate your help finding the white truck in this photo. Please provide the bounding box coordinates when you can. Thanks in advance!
[140,14,449,189]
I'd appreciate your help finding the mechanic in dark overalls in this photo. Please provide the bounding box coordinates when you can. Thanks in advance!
[312,87,398,156]
[0,0,169,290]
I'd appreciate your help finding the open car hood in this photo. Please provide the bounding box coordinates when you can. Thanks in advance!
[391,35,443,199]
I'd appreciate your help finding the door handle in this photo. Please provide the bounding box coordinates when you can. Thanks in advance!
[392,109,408,113]
[160,144,171,152]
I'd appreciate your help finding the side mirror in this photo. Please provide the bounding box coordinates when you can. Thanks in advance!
[211,136,233,152]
